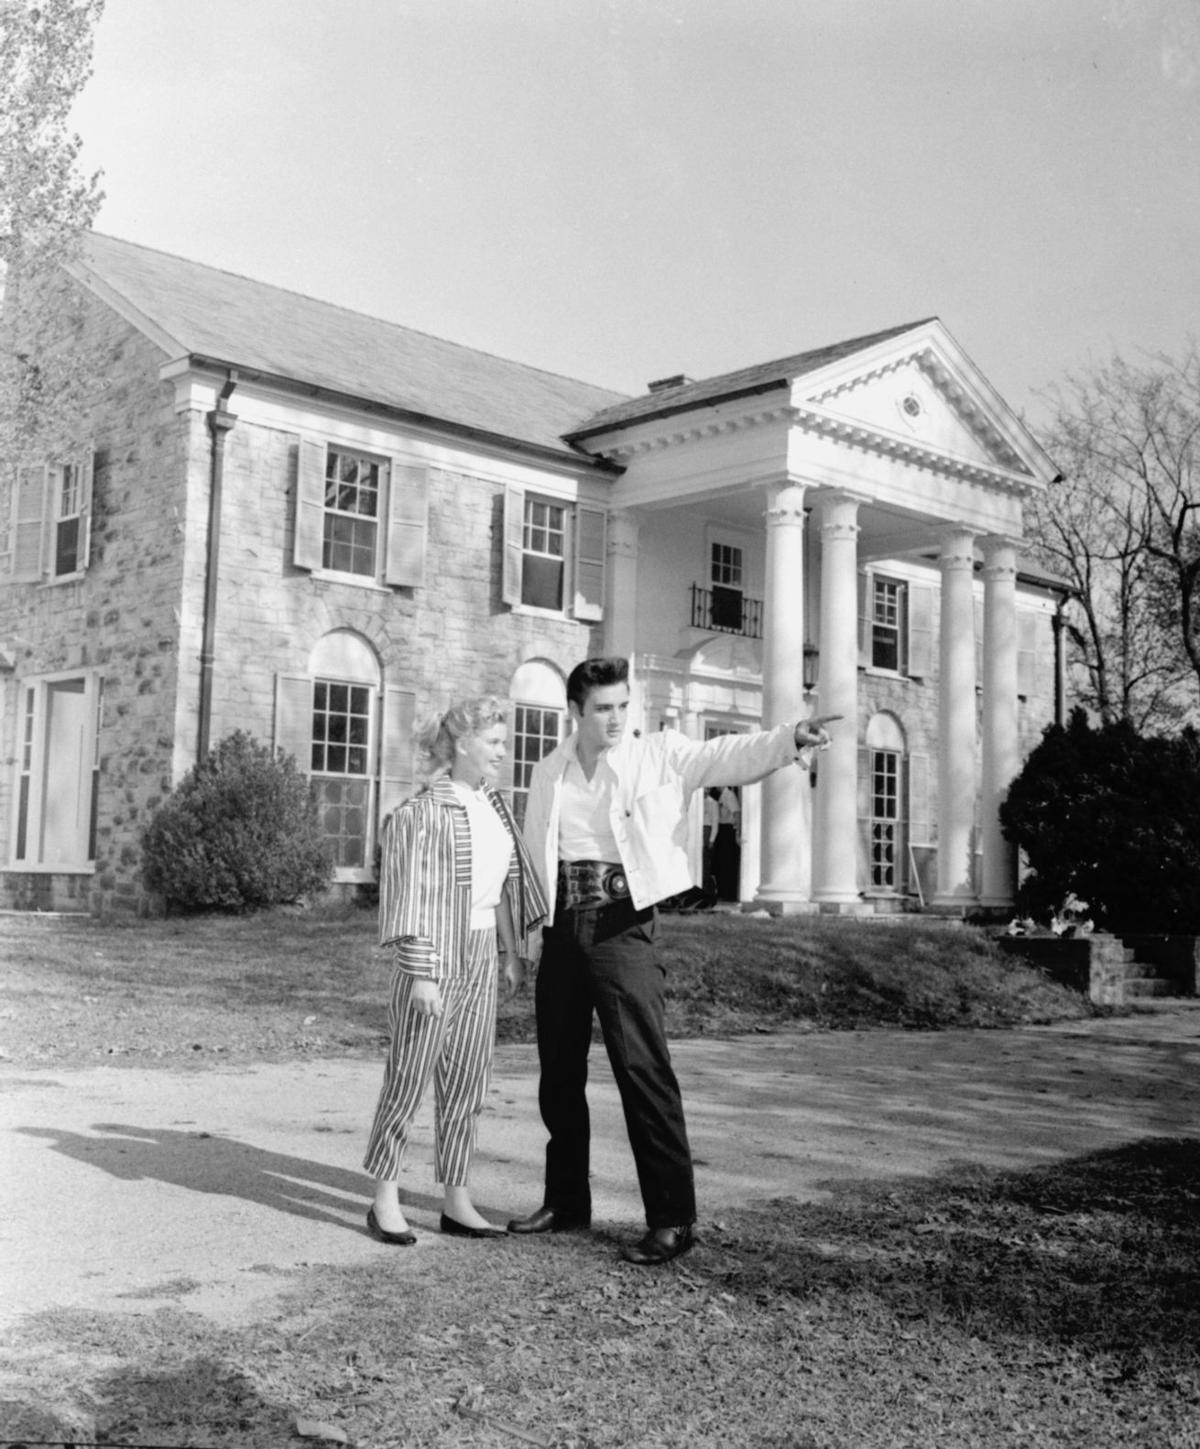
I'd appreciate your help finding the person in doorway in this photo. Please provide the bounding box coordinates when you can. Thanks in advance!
[508,657,831,1265]
[364,696,547,1244]
[712,785,742,901]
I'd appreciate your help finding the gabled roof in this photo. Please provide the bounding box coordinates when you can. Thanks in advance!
[71,233,628,460]
[567,319,936,440]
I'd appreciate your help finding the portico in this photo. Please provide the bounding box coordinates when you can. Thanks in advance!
[572,318,1060,914]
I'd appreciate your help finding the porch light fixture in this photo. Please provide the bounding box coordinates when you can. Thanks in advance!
[803,644,819,693]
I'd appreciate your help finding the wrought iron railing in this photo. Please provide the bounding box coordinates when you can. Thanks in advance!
[689,584,764,639]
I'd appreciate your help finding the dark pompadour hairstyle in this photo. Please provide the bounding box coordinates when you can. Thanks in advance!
[566,656,629,711]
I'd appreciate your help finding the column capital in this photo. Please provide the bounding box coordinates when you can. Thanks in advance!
[764,481,808,528]
[816,490,866,540]
[938,525,977,572]
[980,534,1020,577]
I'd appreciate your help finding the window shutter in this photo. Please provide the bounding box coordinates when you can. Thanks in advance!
[857,570,870,667]
[1017,610,1039,696]
[572,504,606,621]
[294,439,326,572]
[501,484,524,606]
[385,461,428,587]
[379,684,417,821]
[907,582,934,678]
[855,745,871,892]
[76,452,94,573]
[274,673,313,769]
[11,464,48,582]
[908,750,932,844]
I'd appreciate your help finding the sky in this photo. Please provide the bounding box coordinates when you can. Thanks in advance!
[67,0,1200,427]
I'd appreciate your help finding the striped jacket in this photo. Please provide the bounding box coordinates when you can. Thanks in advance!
[378,776,548,980]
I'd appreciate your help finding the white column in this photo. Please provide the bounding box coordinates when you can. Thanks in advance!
[933,528,978,906]
[756,482,813,912]
[811,492,862,907]
[604,510,639,658]
[980,537,1020,908]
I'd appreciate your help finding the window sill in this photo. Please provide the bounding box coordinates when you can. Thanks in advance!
[5,862,97,876]
[307,570,394,595]
[508,603,572,622]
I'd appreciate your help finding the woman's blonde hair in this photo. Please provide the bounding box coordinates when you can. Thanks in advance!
[415,695,508,782]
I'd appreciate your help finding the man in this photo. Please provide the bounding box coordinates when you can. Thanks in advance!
[508,656,832,1265]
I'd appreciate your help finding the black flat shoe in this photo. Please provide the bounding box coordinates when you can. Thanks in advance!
[440,1212,507,1239]
[620,1223,695,1266]
[366,1206,416,1246]
[506,1206,591,1235]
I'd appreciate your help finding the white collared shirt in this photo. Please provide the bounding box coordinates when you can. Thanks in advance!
[559,756,621,862]
[522,722,810,915]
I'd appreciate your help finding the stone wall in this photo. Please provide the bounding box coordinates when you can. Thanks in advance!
[0,279,190,915]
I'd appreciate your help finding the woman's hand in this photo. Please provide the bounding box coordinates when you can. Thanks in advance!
[410,978,443,1019]
[501,952,526,999]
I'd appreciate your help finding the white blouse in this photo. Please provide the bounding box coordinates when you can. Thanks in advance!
[449,780,514,930]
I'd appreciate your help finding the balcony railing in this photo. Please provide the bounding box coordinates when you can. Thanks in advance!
[689,583,763,640]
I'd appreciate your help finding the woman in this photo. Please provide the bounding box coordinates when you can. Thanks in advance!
[363,696,547,1243]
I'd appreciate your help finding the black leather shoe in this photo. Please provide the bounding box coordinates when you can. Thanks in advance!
[366,1207,416,1246]
[440,1212,507,1239]
[620,1223,695,1265]
[506,1206,591,1235]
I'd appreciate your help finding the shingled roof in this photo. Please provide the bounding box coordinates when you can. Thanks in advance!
[74,233,629,460]
[566,318,938,440]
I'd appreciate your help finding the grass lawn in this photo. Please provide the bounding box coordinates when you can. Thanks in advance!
[0,906,1090,1066]
[4,909,1196,1447]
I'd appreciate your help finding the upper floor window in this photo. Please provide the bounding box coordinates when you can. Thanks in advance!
[501,485,606,622]
[521,497,567,609]
[7,455,93,583]
[323,449,381,578]
[871,576,906,672]
[710,541,744,631]
[294,440,427,588]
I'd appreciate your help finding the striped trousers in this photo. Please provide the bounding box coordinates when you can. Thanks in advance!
[363,929,499,1187]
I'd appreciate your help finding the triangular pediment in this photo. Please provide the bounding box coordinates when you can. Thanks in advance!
[790,319,1056,487]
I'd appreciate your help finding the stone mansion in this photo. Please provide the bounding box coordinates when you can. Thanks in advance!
[0,233,1063,915]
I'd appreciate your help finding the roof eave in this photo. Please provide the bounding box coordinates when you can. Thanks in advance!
[181,354,622,474]
[566,377,791,444]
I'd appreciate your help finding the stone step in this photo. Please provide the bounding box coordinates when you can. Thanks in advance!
[1124,976,1178,998]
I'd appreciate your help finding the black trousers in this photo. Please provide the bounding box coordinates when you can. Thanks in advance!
[535,900,696,1229]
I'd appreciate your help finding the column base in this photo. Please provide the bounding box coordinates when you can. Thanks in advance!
[977,894,1016,911]
[816,899,877,917]
[753,890,820,916]
[929,893,980,915]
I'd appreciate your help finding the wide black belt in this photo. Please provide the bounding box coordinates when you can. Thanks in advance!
[557,859,631,912]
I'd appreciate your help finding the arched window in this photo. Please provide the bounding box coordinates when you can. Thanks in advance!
[864,712,906,893]
[509,659,566,827]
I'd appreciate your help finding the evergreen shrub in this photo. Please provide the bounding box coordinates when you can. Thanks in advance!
[1000,709,1200,933]
[142,731,334,911]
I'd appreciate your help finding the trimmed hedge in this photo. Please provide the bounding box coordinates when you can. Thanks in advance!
[1000,709,1200,933]
[142,731,333,912]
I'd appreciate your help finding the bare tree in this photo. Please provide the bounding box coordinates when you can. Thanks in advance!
[0,0,106,461]
[1030,349,1200,731]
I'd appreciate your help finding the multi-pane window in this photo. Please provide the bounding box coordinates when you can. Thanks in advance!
[522,498,567,609]
[311,680,373,868]
[869,749,901,890]
[710,542,744,631]
[511,704,562,828]
[871,577,905,672]
[323,449,381,577]
[54,464,83,576]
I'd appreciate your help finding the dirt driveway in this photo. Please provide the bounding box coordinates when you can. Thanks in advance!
[3,1005,1199,1331]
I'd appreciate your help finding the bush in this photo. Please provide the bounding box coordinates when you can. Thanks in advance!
[1001,709,1200,933]
[142,731,334,912]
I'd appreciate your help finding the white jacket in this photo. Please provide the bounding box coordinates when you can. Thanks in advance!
[522,722,809,916]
